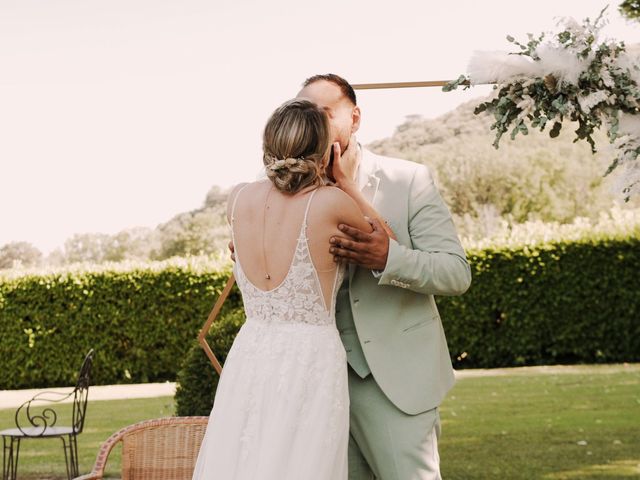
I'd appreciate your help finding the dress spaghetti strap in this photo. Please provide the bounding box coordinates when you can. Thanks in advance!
[231,183,249,229]
[302,187,319,230]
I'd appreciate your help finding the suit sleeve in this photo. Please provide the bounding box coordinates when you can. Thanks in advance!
[377,164,472,296]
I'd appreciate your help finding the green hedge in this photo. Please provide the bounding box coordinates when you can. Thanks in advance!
[174,237,640,416]
[0,260,241,390]
[1,238,638,395]
[439,237,640,368]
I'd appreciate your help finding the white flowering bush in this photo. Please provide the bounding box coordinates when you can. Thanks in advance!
[0,252,230,281]
[460,204,640,250]
[445,8,640,199]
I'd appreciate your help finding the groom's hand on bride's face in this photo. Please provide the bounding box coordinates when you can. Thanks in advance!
[329,218,389,271]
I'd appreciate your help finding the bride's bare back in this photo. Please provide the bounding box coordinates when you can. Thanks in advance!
[227,180,371,308]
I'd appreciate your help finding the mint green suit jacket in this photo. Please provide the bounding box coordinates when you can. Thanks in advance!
[340,149,471,415]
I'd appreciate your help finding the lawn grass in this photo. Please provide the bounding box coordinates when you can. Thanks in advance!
[440,365,640,479]
[1,364,638,479]
[0,396,174,479]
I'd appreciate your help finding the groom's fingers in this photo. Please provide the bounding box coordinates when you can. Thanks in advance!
[331,246,371,266]
[330,238,373,266]
[329,235,359,251]
[331,245,357,260]
[337,224,372,242]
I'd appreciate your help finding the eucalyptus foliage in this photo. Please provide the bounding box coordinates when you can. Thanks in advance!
[445,8,640,199]
[619,0,640,21]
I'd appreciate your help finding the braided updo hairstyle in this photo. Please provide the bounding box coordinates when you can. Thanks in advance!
[263,98,331,194]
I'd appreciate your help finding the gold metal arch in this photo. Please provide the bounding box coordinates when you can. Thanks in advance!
[197,274,236,375]
[351,80,459,89]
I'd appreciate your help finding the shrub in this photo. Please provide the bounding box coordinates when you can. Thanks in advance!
[174,309,245,416]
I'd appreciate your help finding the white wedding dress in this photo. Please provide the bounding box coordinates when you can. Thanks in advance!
[192,186,348,480]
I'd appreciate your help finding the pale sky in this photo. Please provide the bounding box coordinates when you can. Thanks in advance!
[1,0,637,254]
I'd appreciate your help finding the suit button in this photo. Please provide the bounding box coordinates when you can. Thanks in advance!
[354,299,359,306]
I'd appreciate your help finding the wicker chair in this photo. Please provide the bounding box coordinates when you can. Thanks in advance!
[74,416,209,480]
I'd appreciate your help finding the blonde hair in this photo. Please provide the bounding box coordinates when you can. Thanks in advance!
[263,99,330,194]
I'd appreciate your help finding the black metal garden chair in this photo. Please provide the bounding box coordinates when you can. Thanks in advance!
[1,349,94,480]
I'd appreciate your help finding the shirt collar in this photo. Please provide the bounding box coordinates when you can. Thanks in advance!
[356,144,368,191]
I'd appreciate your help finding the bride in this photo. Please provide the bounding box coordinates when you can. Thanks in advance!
[192,98,391,480]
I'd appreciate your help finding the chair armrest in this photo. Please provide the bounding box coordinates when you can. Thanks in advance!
[75,416,209,480]
[73,474,101,480]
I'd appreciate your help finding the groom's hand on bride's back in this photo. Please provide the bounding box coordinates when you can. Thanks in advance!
[228,240,236,262]
[330,217,389,271]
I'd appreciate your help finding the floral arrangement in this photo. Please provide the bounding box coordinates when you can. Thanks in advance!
[444,8,640,200]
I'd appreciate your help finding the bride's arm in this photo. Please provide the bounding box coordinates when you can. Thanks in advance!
[338,183,397,241]
[330,188,374,235]
[331,140,397,241]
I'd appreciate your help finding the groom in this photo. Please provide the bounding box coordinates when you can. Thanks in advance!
[298,74,471,480]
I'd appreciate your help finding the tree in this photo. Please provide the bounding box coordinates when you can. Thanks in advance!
[152,186,230,260]
[154,205,228,260]
[37,185,230,267]
[103,227,159,262]
[62,233,112,264]
[0,241,43,269]
[368,99,634,240]
[203,186,229,209]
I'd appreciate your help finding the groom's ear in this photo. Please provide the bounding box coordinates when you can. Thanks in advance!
[351,106,361,134]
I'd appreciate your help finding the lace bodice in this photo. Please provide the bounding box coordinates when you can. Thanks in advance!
[231,185,345,327]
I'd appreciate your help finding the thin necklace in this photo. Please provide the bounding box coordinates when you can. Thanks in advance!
[262,184,274,280]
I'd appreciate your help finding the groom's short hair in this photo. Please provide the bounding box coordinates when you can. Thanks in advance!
[303,74,357,106]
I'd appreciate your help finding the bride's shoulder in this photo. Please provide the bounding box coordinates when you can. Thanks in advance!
[225,181,265,221]
[229,180,267,196]
[228,180,269,202]
[315,185,351,203]
[313,186,360,215]
[228,182,248,198]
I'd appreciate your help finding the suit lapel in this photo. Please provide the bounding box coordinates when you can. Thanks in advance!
[349,149,380,283]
